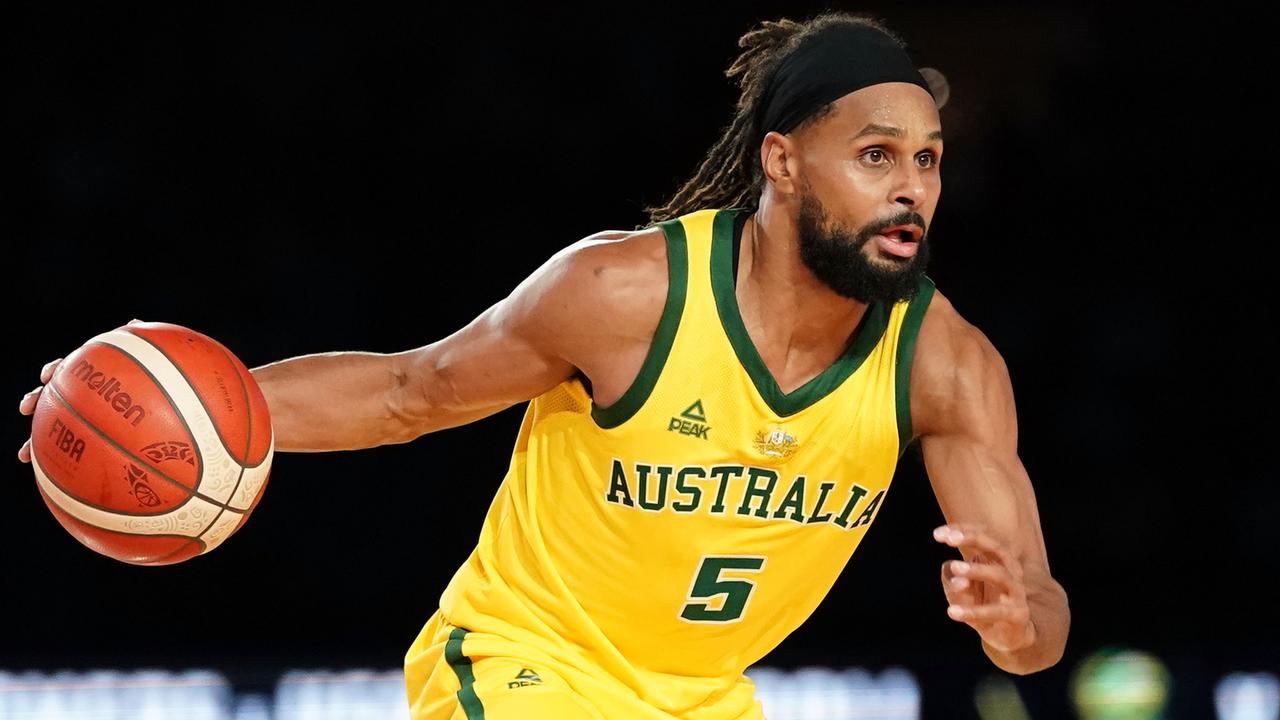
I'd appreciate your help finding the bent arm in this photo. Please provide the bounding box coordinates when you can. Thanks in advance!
[912,294,1070,674]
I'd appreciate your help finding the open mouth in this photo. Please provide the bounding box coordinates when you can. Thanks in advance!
[873,225,922,258]
[881,225,923,243]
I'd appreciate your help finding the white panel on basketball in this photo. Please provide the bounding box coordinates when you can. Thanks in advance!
[88,330,241,507]
[198,505,247,554]
[228,440,274,512]
[33,452,230,537]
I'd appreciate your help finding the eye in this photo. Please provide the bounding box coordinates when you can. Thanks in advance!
[916,152,939,169]
[861,149,889,166]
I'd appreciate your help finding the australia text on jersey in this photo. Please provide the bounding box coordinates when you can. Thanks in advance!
[604,459,885,530]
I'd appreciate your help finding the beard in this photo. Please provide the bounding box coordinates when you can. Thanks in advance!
[796,190,931,304]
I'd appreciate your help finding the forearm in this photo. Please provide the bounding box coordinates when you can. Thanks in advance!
[251,352,410,452]
[984,576,1070,675]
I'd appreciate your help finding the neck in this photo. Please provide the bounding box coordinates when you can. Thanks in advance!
[736,198,870,390]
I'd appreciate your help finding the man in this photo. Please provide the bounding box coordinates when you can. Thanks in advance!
[19,12,1069,719]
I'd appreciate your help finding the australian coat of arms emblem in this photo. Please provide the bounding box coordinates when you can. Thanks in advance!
[754,428,799,459]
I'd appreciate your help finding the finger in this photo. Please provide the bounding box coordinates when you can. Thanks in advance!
[40,359,63,384]
[947,602,1030,625]
[19,387,42,415]
[940,561,977,604]
[128,319,144,325]
[941,559,971,586]
[934,525,1016,571]
[18,439,31,463]
[952,561,1021,597]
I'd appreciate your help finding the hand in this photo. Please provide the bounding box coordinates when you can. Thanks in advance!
[935,523,1036,653]
[17,320,144,463]
[17,358,64,463]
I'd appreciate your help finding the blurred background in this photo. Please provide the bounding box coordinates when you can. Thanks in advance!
[5,2,1275,718]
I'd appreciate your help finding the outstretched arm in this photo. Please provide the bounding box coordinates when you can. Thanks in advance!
[252,231,666,452]
[18,229,670,459]
[250,264,580,452]
[910,292,1070,674]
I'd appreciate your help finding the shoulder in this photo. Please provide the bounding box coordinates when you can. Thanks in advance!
[502,225,673,367]
[513,225,669,325]
[908,289,1015,444]
[560,226,671,300]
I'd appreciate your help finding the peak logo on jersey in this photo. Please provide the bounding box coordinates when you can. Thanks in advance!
[754,427,799,459]
[681,399,707,422]
[668,399,711,439]
[507,667,543,689]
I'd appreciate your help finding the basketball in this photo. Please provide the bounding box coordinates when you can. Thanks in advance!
[28,322,274,566]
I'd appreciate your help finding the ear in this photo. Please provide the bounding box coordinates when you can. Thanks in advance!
[760,131,800,196]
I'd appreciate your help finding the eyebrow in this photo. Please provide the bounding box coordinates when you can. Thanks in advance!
[855,124,944,142]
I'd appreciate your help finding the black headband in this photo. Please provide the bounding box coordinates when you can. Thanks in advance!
[760,24,933,135]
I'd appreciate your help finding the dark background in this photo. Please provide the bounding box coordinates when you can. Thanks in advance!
[5,2,1275,718]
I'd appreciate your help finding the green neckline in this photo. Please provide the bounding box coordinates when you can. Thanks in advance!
[590,218,689,429]
[710,208,890,417]
[894,275,936,455]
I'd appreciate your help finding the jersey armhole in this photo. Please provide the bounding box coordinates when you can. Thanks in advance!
[894,276,937,456]
[590,220,689,429]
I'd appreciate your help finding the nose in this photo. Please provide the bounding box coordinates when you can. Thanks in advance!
[891,162,927,208]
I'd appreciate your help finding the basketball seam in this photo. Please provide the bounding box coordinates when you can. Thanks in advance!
[44,381,244,514]
[195,341,260,546]
[218,339,271,469]
[122,327,266,468]
[76,340,208,502]
[195,467,249,543]
[36,479,209,556]
[150,537,208,565]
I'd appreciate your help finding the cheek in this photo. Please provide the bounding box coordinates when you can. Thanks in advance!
[922,174,942,211]
[827,160,887,211]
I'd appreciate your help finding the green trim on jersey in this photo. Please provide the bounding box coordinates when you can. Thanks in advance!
[894,276,936,455]
[710,208,891,417]
[445,627,485,719]
[591,219,690,428]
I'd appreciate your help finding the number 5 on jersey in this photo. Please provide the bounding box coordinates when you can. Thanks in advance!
[679,556,767,624]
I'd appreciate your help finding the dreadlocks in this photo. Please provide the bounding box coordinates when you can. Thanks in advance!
[646,13,916,225]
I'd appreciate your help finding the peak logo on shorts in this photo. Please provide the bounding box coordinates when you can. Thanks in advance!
[507,667,542,689]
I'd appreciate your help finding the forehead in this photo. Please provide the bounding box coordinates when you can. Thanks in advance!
[822,82,942,138]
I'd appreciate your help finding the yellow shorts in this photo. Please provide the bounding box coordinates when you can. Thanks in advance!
[403,611,763,720]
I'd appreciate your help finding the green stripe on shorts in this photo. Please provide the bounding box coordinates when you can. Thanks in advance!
[445,627,485,719]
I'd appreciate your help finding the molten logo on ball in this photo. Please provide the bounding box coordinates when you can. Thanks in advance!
[68,359,147,427]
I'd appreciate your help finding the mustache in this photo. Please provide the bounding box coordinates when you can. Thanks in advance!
[864,210,928,239]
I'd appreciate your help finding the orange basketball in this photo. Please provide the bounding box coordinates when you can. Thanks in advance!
[29,322,274,565]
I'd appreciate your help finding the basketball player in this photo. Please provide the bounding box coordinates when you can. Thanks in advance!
[19,13,1069,719]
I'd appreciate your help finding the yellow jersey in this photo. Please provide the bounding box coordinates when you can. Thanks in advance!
[425,207,935,717]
